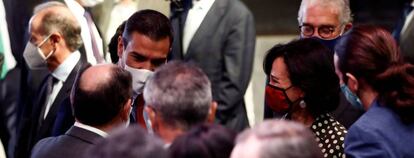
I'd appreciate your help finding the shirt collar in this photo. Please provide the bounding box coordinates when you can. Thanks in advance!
[74,122,108,137]
[192,0,215,10]
[52,51,80,82]
[64,0,85,16]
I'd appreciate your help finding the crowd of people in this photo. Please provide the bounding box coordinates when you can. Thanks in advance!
[0,0,413,158]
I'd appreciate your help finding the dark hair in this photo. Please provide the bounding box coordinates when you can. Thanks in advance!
[263,38,340,117]
[144,61,212,130]
[170,124,236,158]
[72,66,132,126]
[122,9,173,48]
[108,21,126,63]
[87,125,168,158]
[336,25,414,123]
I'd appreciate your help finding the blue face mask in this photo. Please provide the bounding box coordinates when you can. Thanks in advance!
[311,36,342,52]
[340,84,364,111]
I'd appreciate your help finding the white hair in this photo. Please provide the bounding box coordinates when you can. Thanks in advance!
[297,0,352,25]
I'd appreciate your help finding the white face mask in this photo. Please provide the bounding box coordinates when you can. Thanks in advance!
[79,0,104,7]
[124,65,154,97]
[23,35,55,70]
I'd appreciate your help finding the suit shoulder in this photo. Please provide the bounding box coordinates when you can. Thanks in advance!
[227,0,253,17]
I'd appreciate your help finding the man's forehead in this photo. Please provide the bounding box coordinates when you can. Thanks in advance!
[303,4,340,26]
[124,32,170,58]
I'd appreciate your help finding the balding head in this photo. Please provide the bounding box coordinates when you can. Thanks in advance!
[72,64,133,127]
[30,2,82,52]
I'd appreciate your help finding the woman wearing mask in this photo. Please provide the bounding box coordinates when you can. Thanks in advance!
[335,25,414,157]
[263,38,346,158]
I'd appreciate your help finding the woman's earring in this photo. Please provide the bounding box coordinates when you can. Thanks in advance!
[299,100,306,108]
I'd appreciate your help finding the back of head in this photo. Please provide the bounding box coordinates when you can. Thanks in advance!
[336,25,414,123]
[123,9,173,46]
[86,125,168,158]
[263,38,340,117]
[232,120,323,158]
[297,0,352,25]
[72,64,132,126]
[170,124,236,158]
[33,1,82,52]
[144,61,212,130]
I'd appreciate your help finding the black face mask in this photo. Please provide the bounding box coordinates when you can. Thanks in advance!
[311,36,343,52]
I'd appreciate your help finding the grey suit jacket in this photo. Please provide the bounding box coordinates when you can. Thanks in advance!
[31,126,104,158]
[170,0,255,132]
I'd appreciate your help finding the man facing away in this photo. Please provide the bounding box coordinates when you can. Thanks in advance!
[31,64,132,158]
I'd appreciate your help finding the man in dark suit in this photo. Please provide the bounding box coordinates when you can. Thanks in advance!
[14,2,89,158]
[31,64,132,158]
[169,0,256,132]
[393,0,414,63]
[117,10,172,128]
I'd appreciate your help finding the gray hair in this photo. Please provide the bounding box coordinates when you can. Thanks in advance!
[234,120,323,158]
[297,0,352,25]
[143,61,212,130]
[33,1,83,52]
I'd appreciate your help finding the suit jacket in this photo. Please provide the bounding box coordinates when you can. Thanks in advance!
[14,59,88,158]
[393,2,414,63]
[170,0,255,132]
[31,126,104,158]
[345,101,414,158]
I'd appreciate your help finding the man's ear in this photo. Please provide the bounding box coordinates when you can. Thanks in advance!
[207,101,217,123]
[117,36,124,61]
[144,106,156,128]
[345,73,358,93]
[122,99,132,120]
[344,22,353,32]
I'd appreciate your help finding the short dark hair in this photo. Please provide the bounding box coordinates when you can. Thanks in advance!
[86,125,168,158]
[108,21,126,63]
[336,25,414,123]
[72,65,132,126]
[122,10,173,48]
[263,38,340,117]
[144,61,212,130]
[170,124,236,158]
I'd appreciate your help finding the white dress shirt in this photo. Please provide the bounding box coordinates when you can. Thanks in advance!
[182,0,215,55]
[64,0,104,65]
[401,1,414,36]
[74,122,108,137]
[43,51,80,119]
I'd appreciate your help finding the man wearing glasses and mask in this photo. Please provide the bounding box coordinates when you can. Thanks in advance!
[265,0,363,129]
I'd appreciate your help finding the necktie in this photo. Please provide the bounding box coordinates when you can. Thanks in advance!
[83,11,104,63]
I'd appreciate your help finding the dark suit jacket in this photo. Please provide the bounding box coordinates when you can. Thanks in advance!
[345,101,414,158]
[170,0,255,132]
[31,126,104,158]
[393,2,414,63]
[15,59,88,158]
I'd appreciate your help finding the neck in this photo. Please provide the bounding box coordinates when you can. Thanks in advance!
[47,49,71,71]
[290,106,315,127]
[359,86,378,110]
[157,125,185,144]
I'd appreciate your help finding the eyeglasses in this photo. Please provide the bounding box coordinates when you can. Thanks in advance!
[299,24,342,39]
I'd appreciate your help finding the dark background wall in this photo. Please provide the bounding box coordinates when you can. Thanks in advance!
[241,0,408,35]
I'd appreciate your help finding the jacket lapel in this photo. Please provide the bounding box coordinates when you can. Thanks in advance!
[184,0,227,58]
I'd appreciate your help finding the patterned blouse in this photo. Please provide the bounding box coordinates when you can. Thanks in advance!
[311,113,347,158]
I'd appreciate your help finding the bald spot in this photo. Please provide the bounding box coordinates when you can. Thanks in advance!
[30,5,78,35]
[79,64,115,93]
